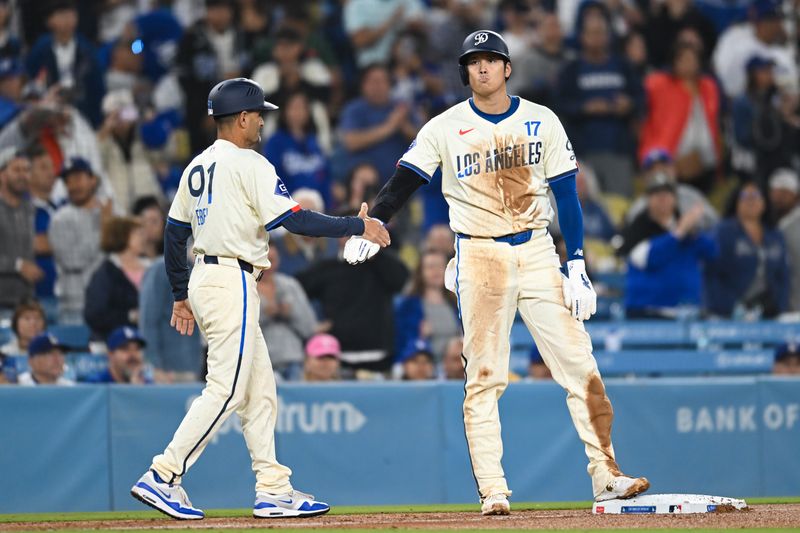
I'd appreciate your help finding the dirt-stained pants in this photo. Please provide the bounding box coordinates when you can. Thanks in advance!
[151,261,293,494]
[453,230,621,500]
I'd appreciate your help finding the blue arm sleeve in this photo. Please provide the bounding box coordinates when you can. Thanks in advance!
[164,217,192,301]
[550,174,584,261]
[280,209,365,238]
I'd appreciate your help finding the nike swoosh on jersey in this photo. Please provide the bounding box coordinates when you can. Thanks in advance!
[459,128,474,135]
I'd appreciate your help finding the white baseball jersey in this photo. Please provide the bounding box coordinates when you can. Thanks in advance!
[168,139,299,269]
[399,96,577,237]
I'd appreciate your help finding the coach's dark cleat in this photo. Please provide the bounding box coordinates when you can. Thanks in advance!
[130,470,205,520]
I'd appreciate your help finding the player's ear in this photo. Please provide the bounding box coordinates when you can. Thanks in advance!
[504,61,512,81]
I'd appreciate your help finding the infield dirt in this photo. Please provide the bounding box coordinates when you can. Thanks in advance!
[1,503,799,530]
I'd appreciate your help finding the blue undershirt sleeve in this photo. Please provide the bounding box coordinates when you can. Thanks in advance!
[549,174,585,262]
[164,217,192,301]
[279,209,365,238]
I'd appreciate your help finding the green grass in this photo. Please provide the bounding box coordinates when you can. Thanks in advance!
[1,498,797,532]
[0,501,592,524]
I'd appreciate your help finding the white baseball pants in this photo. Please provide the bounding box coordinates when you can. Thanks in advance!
[151,260,293,494]
[453,230,622,500]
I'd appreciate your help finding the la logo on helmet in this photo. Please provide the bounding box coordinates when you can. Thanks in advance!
[474,32,489,45]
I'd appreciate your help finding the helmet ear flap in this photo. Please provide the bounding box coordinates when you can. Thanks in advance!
[458,64,469,86]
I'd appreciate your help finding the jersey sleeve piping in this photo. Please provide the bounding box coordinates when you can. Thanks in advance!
[546,168,579,183]
[264,203,301,231]
[398,160,432,183]
[167,216,192,228]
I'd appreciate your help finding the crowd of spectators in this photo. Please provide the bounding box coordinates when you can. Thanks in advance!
[0,0,799,385]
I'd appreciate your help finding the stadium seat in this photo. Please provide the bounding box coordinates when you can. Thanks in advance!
[49,324,91,350]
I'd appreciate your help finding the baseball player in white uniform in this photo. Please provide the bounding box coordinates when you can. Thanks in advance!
[130,78,389,520]
[344,31,649,515]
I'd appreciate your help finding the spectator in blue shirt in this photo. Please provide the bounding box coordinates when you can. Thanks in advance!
[139,256,202,383]
[705,181,790,318]
[263,91,331,206]
[25,1,105,126]
[27,144,58,298]
[557,8,643,198]
[0,57,23,129]
[617,173,717,318]
[394,249,459,362]
[575,162,616,241]
[269,189,339,277]
[337,64,419,182]
[85,326,152,384]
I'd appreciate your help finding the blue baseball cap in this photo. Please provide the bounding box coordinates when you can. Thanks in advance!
[107,327,147,351]
[641,148,673,170]
[398,339,434,364]
[745,55,775,72]
[29,333,69,357]
[207,78,278,117]
[0,57,22,79]
[59,157,95,180]
[752,0,782,20]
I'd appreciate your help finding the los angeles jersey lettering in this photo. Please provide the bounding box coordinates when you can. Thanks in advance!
[169,139,299,269]
[400,96,577,237]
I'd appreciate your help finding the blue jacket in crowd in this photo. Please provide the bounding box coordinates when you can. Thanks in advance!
[263,129,330,206]
[620,212,718,314]
[26,33,105,126]
[337,98,416,182]
[556,56,643,156]
[705,218,790,317]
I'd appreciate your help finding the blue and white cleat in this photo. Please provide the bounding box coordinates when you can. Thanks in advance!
[253,489,330,518]
[130,470,205,520]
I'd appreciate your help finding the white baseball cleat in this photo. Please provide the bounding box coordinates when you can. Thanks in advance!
[594,475,651,502]
[253,489,330,518]
[481,493,511,515]
[130,470,204,520]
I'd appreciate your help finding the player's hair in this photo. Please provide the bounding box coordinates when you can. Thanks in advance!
[24,143,49,161]
[669,41,703,73]
[213,113,241,129]
[724,180,774,225]
[358,63,389,87]
[132,195,164,217]
[345,162,380,207]
[276,91,317,135]
[11,299,46,337]
[101,216,141,254]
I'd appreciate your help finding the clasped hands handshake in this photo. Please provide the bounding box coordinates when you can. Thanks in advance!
[343,202,390,264]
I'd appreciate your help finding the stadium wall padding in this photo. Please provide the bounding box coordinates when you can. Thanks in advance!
[0,377,798,512]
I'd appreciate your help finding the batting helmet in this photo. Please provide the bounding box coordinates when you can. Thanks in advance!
[458,30,511,86]
[207,78,278,117]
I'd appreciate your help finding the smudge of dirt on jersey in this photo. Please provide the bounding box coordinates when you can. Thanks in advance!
[469,133,541,225]
[478,366,493,380]
[586,373,616,462]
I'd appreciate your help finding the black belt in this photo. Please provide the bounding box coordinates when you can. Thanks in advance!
[203,255,262,281]
[456,229,534,246]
